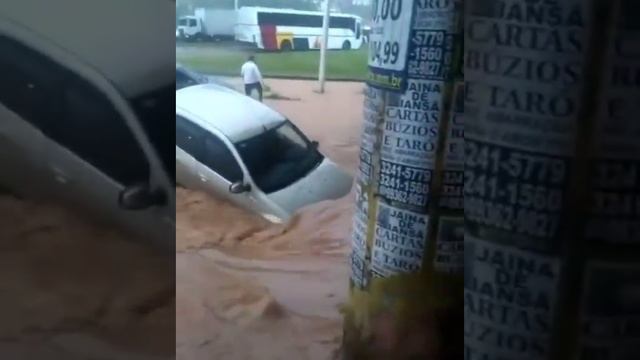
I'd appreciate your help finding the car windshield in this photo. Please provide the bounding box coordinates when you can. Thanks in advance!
[235,121,323,194]
[130,85,175,185]
[178,18,187,26]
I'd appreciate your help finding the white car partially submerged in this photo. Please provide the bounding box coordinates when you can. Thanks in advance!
[176,84,353,222]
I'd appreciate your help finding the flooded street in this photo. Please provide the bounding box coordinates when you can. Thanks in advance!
[0,195,174,359]
[0,79,364,359]
[176,79,364,359]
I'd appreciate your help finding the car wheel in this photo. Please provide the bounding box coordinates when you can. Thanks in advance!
[342,41,351,50]
[281,40,292,51]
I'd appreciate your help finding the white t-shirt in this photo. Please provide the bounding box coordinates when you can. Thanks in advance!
[241,61,263,85]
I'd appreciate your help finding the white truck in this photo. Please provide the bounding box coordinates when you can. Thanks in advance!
[176,7,237,42]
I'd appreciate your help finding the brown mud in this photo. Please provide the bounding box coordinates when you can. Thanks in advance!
[176,80,364,359]
[0,79,365,359]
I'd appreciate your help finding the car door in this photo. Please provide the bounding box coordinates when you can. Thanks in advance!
[0,35,63,200]
[178,114,289,221]
[196,132,244,197]
[194,126,285,219]
[44,74,172,247]
[176,114,205,189]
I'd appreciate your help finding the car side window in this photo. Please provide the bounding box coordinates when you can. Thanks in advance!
[0,35,63,136]
[56,78,151,186]
[176,116,243,183]
[0,35,149,186]
[176,115,204,158]
[202,135,243,183]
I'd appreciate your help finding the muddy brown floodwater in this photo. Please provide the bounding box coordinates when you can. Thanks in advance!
[176,79,365,360]
[0,195,175,359]
[0,79,364,359]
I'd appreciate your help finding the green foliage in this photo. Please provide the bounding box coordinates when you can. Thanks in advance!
[177,44,368,81]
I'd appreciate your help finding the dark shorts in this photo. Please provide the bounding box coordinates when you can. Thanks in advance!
[244,82,263,102]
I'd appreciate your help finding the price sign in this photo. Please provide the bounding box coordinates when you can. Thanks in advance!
[367,0,414,92]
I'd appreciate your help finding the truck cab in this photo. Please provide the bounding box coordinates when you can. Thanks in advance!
[176,8,237,42]
[176,16,200,41]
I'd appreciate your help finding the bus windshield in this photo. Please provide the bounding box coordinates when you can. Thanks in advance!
[234,121,323,194]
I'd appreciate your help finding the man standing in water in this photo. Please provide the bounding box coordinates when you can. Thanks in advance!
[241,55,264,102]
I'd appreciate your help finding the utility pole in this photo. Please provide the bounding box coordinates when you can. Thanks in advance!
[318,0,330,93]
[465,1,640,360]
[342,1,464,358]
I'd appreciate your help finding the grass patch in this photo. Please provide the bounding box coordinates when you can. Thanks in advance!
[177,44,368,81]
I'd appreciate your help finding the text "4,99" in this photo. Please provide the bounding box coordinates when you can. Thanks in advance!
[371,41,400,65]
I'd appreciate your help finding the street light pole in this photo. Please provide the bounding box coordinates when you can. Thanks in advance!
[318,0,330,93]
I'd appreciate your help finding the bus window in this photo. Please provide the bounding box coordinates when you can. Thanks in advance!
[329,16,355,30]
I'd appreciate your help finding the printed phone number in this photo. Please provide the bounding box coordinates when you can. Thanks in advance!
[379,161,430,206]
[408,30,454,80]
[466,196,560,238]
[380,174,429,194]
[379,185,428,207]
[408,60,452,80]
[465,171,564,213]
[466,139,567,184]
[381,160,431,182]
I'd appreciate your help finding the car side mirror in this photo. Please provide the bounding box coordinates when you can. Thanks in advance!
[119,184,166,210]
[311,140,319,149]
[229,181,251,194]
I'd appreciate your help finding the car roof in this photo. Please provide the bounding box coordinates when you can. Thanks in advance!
[175,66,240,92]
[176,84,285,142]
[0,0,174,98]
